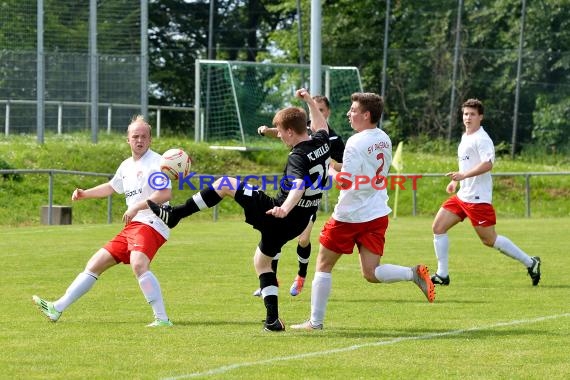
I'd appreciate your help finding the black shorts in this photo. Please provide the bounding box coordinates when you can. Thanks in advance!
[234,182,315,257]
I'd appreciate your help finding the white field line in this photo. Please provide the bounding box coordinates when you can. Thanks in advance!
[161,313,570,380]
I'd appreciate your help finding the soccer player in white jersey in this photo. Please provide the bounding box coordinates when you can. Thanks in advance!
[32,115,175,327]
[291,92,435,331]
[430,98,541,287]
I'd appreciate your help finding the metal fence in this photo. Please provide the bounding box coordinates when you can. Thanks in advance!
[397,172,570,218]
[0,1,146,142]
[1,99,194,138]
[1,169,568,225]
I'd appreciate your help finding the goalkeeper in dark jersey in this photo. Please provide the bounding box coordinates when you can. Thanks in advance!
[148,89,331,332]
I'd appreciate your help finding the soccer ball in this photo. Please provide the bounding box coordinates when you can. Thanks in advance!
[160,148,191,180]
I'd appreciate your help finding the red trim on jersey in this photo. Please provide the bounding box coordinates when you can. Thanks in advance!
[442,195,496,227]
[319,216,388,255]
[103,222,166,264]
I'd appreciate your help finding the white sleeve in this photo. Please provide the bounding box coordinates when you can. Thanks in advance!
[340,143,359,180]
[478,137,495,164]
[109,165,124,194]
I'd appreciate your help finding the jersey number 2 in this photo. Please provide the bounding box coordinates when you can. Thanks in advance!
[375,153,385,185]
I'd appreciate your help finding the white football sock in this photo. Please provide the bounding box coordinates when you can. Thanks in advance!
[53,271,98,312]
[310,272,332,326]
[374,264,413,283]
[192,193,206,210]
[494,235,533,267]
[433,233,450,277]
[260,285,278,297]
[138,271,168,321]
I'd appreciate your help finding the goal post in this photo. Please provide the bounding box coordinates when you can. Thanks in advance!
[194,59,363,146]
[194,60,246,145]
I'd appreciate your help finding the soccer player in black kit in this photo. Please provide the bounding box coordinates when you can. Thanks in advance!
[147,88,331,332]
[256,95,345,297]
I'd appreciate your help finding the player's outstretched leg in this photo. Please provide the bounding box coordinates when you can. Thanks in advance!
[412,265,435,303]
[32,295,62,322]
[147,200,180,228]
[527,256,541,286]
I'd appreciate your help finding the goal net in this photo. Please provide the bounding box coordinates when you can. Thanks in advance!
[194,59,363,147]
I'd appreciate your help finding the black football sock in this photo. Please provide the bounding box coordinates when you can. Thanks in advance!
[296,243,311,278]
[173,186,222,218]
[200,186,224,207]
[259,272,279,323]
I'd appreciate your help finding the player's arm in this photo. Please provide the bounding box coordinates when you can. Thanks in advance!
[257,125,279,138]
[136,188,172,213]
[72,182,115,201]
[446,180,458,194]
[296,89,328,135]
[330,161,342,172]
[147,188,172,205]
[124,188,172,224]
[328,162,341,186]
[265,179,305,218]
[328,131,345,163]
[446,160,493,182]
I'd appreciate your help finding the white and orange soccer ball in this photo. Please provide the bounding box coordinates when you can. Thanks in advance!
[160,148,191,180]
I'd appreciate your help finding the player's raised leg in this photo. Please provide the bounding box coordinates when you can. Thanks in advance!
[148,179,234,228]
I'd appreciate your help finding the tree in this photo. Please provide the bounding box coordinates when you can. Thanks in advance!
[148,0,286,134]
[532,96,570,152]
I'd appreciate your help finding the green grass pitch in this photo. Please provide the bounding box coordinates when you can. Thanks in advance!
[1,217,569,379]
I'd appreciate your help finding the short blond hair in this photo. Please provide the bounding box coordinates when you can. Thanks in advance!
[128,115,152,135]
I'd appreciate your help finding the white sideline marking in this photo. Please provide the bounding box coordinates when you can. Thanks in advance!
[161,313,570,380]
